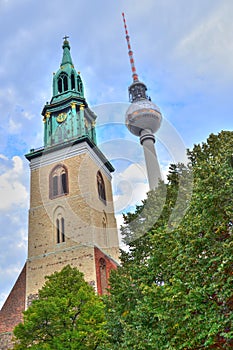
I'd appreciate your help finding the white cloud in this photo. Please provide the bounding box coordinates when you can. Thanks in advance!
[0,156,29,211]
[0,263,23,308]
[174,2,233,81]
[22,111,34,120]
[16,227,27,249]
[0,154,8,161]
[8,118,22,134]
[0,213,28,309]
[113,162,149,213]
[0,292,8,309]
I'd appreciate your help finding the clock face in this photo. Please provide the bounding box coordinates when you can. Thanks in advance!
[56,113,67,123]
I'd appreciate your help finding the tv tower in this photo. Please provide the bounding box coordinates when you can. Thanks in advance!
[122,13,162,190]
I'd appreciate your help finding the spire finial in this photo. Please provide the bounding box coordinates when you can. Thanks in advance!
[122,12,139,82]
[61,35,73,66]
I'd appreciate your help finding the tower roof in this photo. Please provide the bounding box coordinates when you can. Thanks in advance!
[41,38,98,149]
[47,37,85,105]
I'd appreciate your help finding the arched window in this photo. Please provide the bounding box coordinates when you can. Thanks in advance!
[102,212,107,247]
[77,76,82,92]
[55,212,65,244]
[56,218,60,243]
[97,171,106,204]
[58,73,68,93]
[61,217,65,242]
[99,258,107,295]
[50,165,68,199]
[102,215,107,231]
[71,72,75,90]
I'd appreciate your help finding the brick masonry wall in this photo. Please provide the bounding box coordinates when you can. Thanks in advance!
[0,333,14,350]
[94,246,118,295]
[26,245,97,299]
[0,264,26,333]
[0,263,26,349]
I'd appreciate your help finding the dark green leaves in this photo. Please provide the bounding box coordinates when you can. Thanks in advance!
[104,131,233,349]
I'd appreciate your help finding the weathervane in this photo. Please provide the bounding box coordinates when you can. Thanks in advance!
[63,35,69,41]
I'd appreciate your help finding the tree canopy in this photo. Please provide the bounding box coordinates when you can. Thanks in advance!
[12,132,233,349]
[104,131,233,349]
[13,265,107,350]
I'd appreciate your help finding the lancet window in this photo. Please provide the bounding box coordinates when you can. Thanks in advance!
[58,73,68,93]
[54,207,66,244]
[99,258,107,295]
[77,76,82,92]
[71,72,75,90]
[102,214,107,232]
[97,171,106,204]
[56,217,65,243]
[102,212,107,247]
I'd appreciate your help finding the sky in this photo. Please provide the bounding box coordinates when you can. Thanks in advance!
[0,0,233,308]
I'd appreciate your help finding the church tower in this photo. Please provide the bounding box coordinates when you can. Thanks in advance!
[25,37,119,303]
[0,37,119,349]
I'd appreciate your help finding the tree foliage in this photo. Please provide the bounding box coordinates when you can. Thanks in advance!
[104,131,233,349]
[13,265,106,350]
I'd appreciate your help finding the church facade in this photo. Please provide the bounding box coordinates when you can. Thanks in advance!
[0,38,119,349]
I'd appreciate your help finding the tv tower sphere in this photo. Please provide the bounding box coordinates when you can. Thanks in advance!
[125,97,162,137]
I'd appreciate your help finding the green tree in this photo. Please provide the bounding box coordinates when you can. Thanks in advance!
[13,265,107,350]
[104,131,233,349]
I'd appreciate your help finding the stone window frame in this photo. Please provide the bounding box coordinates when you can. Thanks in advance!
[49,164,69,200]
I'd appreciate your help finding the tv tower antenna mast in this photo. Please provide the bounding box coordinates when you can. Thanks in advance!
[122,12,138,83]
[122,12,162,190]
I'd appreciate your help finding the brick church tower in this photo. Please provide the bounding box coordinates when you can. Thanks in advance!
[0,38,119,349]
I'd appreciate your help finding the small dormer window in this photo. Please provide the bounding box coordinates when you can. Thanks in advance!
[58,73,68,93]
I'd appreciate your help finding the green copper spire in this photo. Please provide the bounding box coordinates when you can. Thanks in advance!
[41,38,97,148]
[50,37,84,103]
[61,36,74,66]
